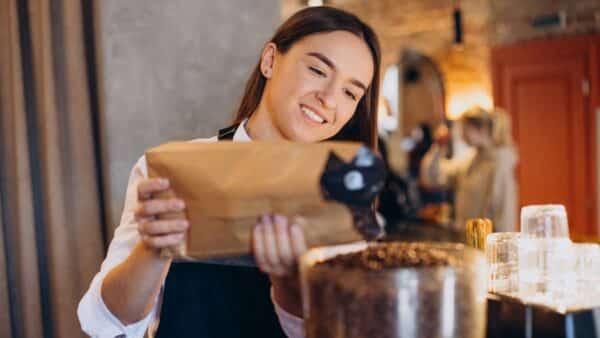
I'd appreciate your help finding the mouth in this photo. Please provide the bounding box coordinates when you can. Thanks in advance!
[300,104,329,125]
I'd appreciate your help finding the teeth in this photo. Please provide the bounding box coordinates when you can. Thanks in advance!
[301,106,325,124]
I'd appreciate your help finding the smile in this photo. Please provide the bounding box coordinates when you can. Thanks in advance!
[300,104,328,124]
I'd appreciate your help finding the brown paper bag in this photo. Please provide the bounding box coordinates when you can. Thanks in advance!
[145,141,365,259]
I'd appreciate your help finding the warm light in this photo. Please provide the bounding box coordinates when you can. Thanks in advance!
[447,88,493,120]
[307,0,323,6]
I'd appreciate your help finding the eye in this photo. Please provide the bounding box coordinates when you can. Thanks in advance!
[344,88,357,101]
[308,66,326,77]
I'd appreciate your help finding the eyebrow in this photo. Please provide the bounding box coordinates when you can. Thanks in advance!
[306,52,368,91]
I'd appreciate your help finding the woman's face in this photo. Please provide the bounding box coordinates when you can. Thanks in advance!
[462,122,489,147]
[261,31,374,142]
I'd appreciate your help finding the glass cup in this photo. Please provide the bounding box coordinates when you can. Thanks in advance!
[486,232,520,295]
[518,205,574,304]
[574,243,600,308]
[520,204,569,238]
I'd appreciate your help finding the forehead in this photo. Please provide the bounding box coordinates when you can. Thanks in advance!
[285,31,375,87]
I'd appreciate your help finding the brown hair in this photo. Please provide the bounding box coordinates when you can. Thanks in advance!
[232,6,381,149]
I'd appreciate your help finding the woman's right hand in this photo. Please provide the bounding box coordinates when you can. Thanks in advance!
[101,177,188,323]
[134,177,189,250]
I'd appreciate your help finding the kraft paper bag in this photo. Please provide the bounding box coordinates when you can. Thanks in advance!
[145,141,381,260]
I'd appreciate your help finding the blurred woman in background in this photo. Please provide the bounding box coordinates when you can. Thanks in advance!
[421,106,518,232]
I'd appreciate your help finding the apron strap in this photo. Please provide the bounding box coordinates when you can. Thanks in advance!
[218,123,240,141]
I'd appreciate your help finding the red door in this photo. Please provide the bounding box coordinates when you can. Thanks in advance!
[492,35,600,236]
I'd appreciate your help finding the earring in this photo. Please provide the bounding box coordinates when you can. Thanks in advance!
[262,68,271,78]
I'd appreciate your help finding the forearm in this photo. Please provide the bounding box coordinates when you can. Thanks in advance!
[101,242,172,324]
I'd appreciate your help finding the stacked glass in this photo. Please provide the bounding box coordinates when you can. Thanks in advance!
[517,205,573,305]
[485,204,600,309]
[573,243,600,307]
[486,232,520,295]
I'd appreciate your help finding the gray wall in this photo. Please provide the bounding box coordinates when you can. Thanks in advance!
[99,0,280,234]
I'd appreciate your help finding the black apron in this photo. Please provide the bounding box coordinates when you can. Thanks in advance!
[155,124,286,338]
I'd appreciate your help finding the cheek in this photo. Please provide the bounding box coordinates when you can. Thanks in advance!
[462,127,472,140]
[333,102,358,129]
[273,68,317,107]
[465,132,473,143]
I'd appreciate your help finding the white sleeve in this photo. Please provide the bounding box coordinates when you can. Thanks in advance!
[271,290,305,338]
[77,156,159,338]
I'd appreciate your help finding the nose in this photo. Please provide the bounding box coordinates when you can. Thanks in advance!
[316,83,337,111]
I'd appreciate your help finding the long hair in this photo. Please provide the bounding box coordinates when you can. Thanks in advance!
[232,6,381,150]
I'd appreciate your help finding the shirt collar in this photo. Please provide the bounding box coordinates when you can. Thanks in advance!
[233,118,251,141]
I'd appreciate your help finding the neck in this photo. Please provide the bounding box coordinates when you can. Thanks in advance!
[245,100,285,141]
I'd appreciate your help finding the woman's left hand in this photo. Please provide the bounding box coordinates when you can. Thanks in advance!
[252,214,307,317]
[252,214,307,277]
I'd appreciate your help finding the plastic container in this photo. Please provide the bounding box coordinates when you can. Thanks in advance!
[300,241,488,338]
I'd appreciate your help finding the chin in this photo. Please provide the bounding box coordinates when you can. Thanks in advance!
[291,130,329,143]
[281,123,315,142]
[288,132,319,143]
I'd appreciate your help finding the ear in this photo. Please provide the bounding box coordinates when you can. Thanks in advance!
[260,42,277,79]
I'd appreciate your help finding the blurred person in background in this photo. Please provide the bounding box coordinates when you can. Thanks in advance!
[420,106,518,232]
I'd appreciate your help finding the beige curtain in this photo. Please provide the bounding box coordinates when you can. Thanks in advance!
[0,0,105,337]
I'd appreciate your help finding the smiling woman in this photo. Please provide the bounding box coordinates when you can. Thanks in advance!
[78,6,382,338]
[245,32,374,143]
[234,7,381,148]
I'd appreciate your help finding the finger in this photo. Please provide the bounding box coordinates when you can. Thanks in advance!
[289,223,308,259]
[134,198,185,219]
[141,233,185,249]
[138,178,170,200]
[138,219,189,236]
[261,215,280,267]
[253,224,284,276]
[262,215,286,276]
[252,224,271,274]
[273,215,294,268]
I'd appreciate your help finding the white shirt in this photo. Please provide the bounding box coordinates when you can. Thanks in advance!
[77,121,304,338]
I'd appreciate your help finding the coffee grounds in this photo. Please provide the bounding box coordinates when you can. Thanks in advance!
[317,242,460,270]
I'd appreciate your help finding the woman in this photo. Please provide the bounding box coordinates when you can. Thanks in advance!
[420,106,518,232]
[78,6,381,338]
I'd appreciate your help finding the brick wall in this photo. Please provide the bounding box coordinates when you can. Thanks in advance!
[282,0,600,115]
[491,0,600,45]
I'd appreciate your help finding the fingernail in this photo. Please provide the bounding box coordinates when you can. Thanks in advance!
[180,220,189,228]
[176,200,185,208]
[160,178,169,187]
[291,224,302,236]
[274,214,286,224]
